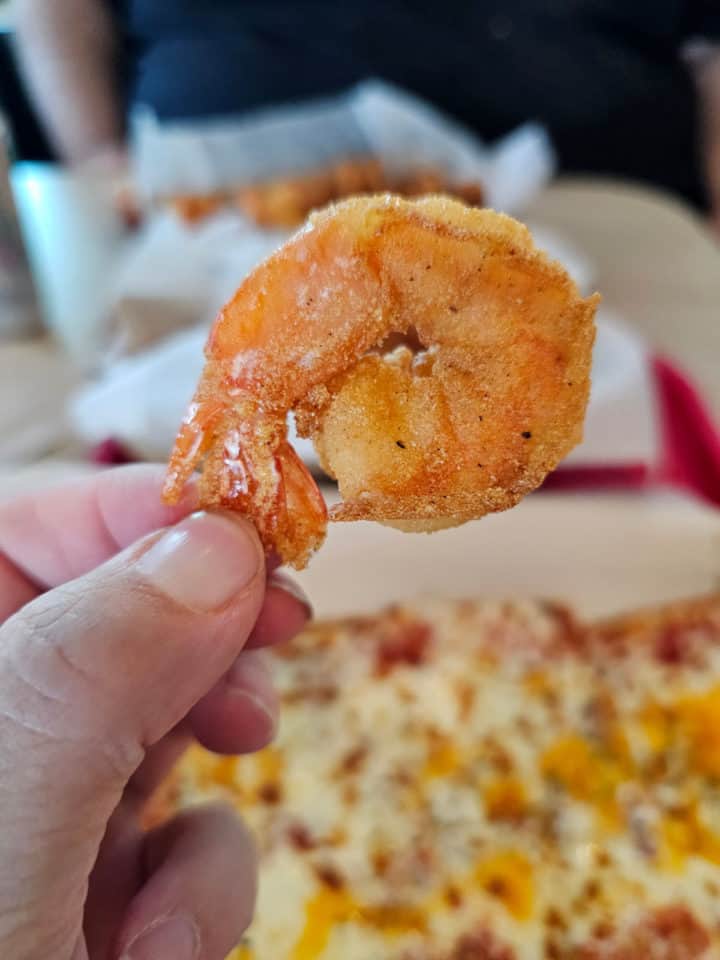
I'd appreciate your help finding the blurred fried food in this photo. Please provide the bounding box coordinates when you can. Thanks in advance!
[163,155,485,228]
[165,193,228,225]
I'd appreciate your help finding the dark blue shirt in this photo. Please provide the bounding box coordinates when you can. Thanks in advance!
[109,1,720,207]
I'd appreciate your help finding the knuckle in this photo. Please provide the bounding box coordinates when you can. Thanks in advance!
[0,589,144,785]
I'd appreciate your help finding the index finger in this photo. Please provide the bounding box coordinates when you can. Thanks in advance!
[0,464,197,593]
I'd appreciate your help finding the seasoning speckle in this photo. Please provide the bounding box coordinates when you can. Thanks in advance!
[396,440,406,449]
[288,823,316,851]
[522,431,532,439]
[258,782,282,805]
[315,863,345,890]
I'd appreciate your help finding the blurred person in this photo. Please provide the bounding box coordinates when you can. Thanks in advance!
[14,1,720,229]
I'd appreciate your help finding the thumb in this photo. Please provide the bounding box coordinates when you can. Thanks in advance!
[0,512,265,911]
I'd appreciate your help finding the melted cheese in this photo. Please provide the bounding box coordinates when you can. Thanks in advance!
[171,597,720,959]
[474,851,534,920]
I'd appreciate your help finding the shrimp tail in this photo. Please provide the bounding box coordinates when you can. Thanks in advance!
[274,441,328,568]
[162,393,228,505]
[164,385,327,567]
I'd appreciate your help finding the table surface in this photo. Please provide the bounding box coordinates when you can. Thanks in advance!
[1,174,718,483]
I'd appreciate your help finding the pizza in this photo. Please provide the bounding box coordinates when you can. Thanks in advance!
[165,593,720,959]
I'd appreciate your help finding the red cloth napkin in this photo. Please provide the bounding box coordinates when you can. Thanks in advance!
[93,357,720,507]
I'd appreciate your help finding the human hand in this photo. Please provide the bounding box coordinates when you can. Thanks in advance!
[0,465,311,960]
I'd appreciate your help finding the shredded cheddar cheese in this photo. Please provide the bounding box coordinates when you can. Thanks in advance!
[422,734,460,780]
[475,851,534,920]
[484,777,528,821]
[291,888,357,960]
[676,684,720,778]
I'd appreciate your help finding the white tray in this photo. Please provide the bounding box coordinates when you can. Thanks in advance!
[296,490,720,620]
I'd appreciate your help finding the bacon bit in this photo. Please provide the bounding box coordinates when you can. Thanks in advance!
[315,863,345,891]
[375,619,433,676]
[543,938,561,960]
[595,848,612,868]
[391,767,414,787]
[654,626,689,664]
[650,906,710,952]
[647,907,710,953]
[583,879,601,901]
[444,884,464,909]
[540,601,583,650]
[591,921,615,940]
[544,908,567,931]
[487,876,507,897]
[288,823,316,851]
[257,782,282,805]
[451,929,516,960]
[483,737,514,775]
[579,906,709,959]
[417,845,434,870]
[337,744,368,776]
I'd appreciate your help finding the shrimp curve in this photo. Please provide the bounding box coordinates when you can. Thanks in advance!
[164,195,598,568]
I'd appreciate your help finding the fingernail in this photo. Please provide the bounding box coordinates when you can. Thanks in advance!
[136,512,262,611]
[227,650,278,736]
[269,571,313,618]
[120,913,200,960]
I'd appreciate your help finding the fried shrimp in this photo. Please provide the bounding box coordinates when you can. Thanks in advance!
[164,195,598,568]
